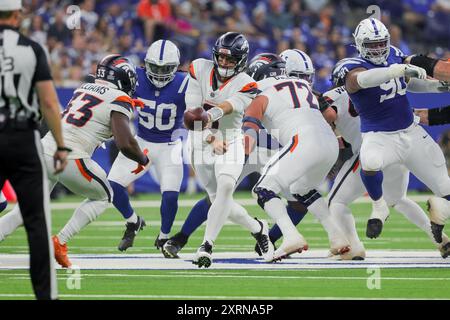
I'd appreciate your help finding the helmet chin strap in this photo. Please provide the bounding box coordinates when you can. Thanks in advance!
[217,67,235,80]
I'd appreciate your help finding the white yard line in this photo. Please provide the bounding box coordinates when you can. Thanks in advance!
[0,250,448,270]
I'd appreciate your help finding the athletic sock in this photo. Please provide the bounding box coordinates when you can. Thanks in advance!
[269,203,307,243]
[110,181,134,219]
[126,213,138,224]
[228,202,261,233]
[360,170,383,201]
[160,191,179,235]
[180,197,210,236]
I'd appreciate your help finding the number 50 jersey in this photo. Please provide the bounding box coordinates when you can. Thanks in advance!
[135,68,188,143]
[41,82,134,159]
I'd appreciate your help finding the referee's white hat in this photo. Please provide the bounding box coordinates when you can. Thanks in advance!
[0,0,22,11]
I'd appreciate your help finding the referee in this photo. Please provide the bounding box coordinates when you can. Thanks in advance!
[0,1,69,300]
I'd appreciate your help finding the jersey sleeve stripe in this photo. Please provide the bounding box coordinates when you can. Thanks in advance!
[178,73,189,93]
[112,96,133,111]
[289,134,299,153]
[239,82,258,93]
[189,63,197,80]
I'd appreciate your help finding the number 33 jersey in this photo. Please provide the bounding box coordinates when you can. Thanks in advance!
[334,46,413,133]
[135,68,188,143]
[41,82,134,159]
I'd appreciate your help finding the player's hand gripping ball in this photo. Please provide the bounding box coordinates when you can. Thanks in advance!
[184,107,209,131]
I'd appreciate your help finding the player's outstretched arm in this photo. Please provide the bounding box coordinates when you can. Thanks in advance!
[346,64,427,94]
[111,111,148,166]
[407,79,450,93]
[415,106,450,126]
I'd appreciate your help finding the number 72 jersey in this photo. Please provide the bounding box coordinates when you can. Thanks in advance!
[134,68,189,143]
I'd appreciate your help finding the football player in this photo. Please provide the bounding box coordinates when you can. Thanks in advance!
[0,55,149,267]
[184,32,273,268]
[243,49,350,261]
[163,53,309,259]
[107,40,188,254]
[321,65,450,259]
[334,18,450,253]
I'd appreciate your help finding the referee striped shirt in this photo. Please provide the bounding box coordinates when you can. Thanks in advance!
[0,24,52,124]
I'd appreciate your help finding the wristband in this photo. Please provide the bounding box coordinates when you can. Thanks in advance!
[207,107,224,122]
[57,146,72,152]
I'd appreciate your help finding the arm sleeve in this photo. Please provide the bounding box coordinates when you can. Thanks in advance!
[31,41,52,82]
[185,62,203,109]
[226,81,259,113]
[429,106,450,126]
[407,78,447,93]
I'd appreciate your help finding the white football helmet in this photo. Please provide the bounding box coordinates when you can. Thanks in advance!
[144,40,180,88]
[279,49,315,84]
[353,18,390,65]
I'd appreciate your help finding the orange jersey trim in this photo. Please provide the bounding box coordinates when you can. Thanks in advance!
[352,159,360,172]
[189,63,196,80]
[290,134,299,153]
[75,159,93,182]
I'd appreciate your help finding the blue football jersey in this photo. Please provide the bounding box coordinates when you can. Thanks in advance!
[134,68,188,142]
[335,46,414,132]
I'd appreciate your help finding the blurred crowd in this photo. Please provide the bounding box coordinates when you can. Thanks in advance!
[19,0,450,92]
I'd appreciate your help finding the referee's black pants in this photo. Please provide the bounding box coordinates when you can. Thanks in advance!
[0,129,57,300]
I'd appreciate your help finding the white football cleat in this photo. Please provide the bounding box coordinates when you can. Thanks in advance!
[330,241,365,261]
[366,198,390,239]
[192,241,213,268]
[272,233,308,262]
[427,196,450,244]
[438,234,450,259]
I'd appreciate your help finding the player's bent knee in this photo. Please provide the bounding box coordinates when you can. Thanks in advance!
[253,187,280,209]
[360,156,383,172]
[293,189,321,208]
[216,174,236,196]
[287,200,307,214]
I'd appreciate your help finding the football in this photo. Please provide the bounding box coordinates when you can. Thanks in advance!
[183,107,209,130]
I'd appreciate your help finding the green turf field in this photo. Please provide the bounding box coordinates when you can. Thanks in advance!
[0,192,449,300]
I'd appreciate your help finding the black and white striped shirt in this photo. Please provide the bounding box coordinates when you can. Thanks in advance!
[0,25,52,124]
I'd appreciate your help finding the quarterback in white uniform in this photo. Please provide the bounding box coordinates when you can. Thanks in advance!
[244,49,350,261]
[0,55,149,267]
[185,32,272,268]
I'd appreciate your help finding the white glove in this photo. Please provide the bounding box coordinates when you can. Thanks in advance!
[403,64,427,80]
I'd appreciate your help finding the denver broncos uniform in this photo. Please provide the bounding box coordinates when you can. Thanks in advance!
[185,58,259,197]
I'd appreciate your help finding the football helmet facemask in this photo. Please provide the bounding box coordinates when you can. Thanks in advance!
[213,32,249,80]
[145,40,180,88]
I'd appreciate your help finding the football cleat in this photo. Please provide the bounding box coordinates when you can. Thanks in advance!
[118,216,146,252]
[329,242,366,261]
[272,234,308,262]
[438,234,450,259]
[192,241,213,268]
[366,199,390,239]
[52,235,72,268]
[162,232,188,258]
[154,236,168,250]
[252,218,275,262]
[427,196,449,244]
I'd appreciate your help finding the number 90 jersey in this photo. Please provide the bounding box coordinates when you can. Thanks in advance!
[41,82,134,159]
[135,68,188,143]
[334,46,413,133]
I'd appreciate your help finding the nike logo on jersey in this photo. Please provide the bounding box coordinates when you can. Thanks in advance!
[423,135,428,139]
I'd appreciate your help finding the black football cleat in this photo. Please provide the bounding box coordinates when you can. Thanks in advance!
[118,216,146,251]
[366,218,383,239]
[154,236,168,250]
[162,232,188,258]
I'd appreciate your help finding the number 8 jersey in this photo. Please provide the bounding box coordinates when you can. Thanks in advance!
[135,67,188,142]
[41,82,134,159]
[334,46,413,133]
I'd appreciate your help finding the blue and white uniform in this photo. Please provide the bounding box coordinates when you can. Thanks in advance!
[335,45,450,198]
[108,68,188,193]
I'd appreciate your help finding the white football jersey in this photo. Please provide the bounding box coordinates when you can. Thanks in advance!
[258,76,332,146]
[185,58,258,141]
[41,82,134,159]
[323,86,362,152]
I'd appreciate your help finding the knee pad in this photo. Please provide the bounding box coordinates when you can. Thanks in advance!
[253,187,280,209]
[361,154,383,172]
[293,189,321,208]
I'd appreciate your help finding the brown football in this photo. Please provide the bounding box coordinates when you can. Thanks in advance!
[183,107,209,130]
